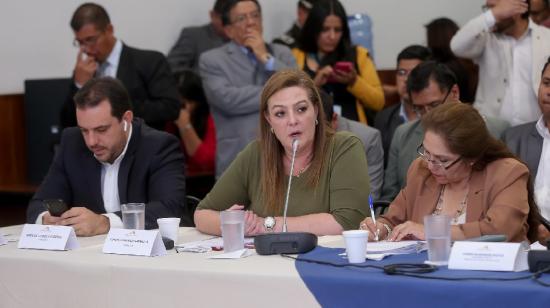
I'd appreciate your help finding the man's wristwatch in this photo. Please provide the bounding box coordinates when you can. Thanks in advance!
[264,216,276,232]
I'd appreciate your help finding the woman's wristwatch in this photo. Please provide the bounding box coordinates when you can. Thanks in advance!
[264,216,276,232]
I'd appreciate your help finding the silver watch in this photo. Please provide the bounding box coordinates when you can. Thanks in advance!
[264,216,276,232]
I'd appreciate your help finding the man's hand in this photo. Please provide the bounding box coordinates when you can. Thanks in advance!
[59,207,110,236]
[42,212,63,225]
[243,29,269,63]
[74,50,98,86]
[491,0,528,22]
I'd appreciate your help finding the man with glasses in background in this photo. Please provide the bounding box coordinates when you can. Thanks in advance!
[199,0,296,178]
[374,45,432,167]
[60,2,180,131]
[451,0,550,126]
[380,61,509,202]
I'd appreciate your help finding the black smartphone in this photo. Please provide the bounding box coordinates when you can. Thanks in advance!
[44,199,68,217]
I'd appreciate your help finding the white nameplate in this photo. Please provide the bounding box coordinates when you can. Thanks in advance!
[17,224,79,251]
[448,241,528,272]
[0,233,7,246]
[102,228,166,257]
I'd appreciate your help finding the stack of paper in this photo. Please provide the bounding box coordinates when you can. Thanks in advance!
[366,241,426,261]
[175,237,254,253]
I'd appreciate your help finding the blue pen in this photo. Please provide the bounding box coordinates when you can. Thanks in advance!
[368,195,380,241]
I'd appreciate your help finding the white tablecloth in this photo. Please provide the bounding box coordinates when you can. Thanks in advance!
[0,225,345,308]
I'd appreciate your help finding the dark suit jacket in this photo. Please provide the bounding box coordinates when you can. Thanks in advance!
[167,23,228,73]
[27,118,186,229]
[61,44,180,130]
[502,121,543,178]
[374,103,404,167]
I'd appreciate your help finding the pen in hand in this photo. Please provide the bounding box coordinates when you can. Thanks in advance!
[368,195,380,241]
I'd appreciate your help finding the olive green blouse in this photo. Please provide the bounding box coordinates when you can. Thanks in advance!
[197,131,371,230]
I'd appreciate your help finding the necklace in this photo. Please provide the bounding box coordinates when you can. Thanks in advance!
[295,163,310,177]
[433,184,469,224]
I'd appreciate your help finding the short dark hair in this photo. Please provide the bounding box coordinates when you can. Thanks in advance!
[298,0,352,63]
[73,77,132,120]
[213,0,227,15]
[70,3,111,32]
[319,89,334,122]
[396,45,432,65]
[407,61,457,97]
[542,56,550,76]
[522,0,532,19]
[220,0,261,26]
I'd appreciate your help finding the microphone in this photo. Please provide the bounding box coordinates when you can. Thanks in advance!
[254,139,318,255]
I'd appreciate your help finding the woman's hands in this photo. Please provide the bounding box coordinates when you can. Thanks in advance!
[359,218,386,241]
[226,205,266,236]
[314,65,358,87]
[387,221,425,241]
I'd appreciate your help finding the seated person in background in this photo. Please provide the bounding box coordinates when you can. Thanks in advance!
[426,17,477,103]
[173,71,216,177]
[361,102,540,243]
[374,45,431,167]
[167,0,229,73]
[530,0,550,28]
[273,0,317,48]
[27,77,185,236]
[451,0,550,126]
[199,0,297,178]
[504,57,550,241]
[194,70,370,236]
[292,0,384,125]
[381,61,509,202]
[61,2,180,131]
[320,90,384,199]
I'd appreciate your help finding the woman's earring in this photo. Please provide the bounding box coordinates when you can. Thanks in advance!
[270,127,274,133]
[315,119,319,125]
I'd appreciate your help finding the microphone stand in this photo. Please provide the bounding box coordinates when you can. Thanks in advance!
[254,139,318,255]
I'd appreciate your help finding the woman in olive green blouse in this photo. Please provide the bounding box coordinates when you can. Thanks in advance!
[194,69,371,236]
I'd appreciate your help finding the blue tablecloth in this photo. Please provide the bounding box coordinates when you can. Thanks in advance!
[295,246,550,307]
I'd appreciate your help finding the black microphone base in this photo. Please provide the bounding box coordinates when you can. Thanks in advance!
[528,250,550,272]
[254,232,318,255]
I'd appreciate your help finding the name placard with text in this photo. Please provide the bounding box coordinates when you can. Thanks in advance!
[102,228,166,257]
[17,224,79,251]
[449,241,528,272]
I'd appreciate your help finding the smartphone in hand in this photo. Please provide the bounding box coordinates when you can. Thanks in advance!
[44,199,69,217]
[333,61,353,73]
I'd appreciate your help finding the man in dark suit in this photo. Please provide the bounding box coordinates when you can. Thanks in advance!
[167,0,229,74]
[60,3,180,130]
[503,57,550,224]
[199,0,296,177]
[28,77,185,236]
[374,45,431,167]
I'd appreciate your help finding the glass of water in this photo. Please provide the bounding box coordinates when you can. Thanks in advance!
[220,210,244,253]
[424,215,451,266]
[121,203,145,230]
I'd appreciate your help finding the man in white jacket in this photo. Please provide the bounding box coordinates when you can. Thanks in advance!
[451,0,550,126]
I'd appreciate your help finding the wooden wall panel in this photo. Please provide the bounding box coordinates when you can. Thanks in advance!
[0,94,27,187]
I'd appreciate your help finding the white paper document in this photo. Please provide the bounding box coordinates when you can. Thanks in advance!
[0,233,6,246]
[208,249,254,259]
[448,241,529,272]
[175,236,255,253]
[17,224,79,251]
[102,228,167,257]
[339,241,426,261]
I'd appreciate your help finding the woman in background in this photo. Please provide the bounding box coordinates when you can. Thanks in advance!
[174,70,216,177]
[292,0,384,125]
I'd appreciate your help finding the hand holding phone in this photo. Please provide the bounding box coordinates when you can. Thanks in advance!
[333,61,353,73]
[44,199,69,217]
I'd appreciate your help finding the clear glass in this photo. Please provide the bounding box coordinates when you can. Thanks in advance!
[424,215,451,266]
[121,203,145,230]
[220,210,245,253]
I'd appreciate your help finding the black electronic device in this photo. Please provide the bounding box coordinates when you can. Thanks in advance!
[254,139,318,255]
[44,199,69,217]
[162,237,174,250]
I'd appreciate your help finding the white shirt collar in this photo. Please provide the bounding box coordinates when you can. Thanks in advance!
[104,39,123,68]
[536,116,550,139]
